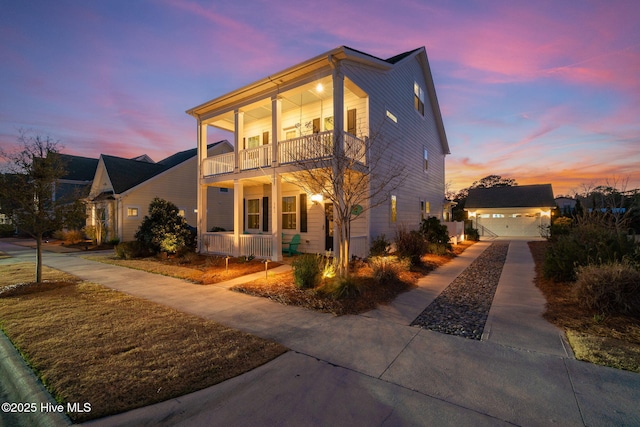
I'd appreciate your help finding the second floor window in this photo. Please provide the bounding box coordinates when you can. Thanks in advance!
[391,195,397,223]
[127,207,138,217]
[414,82,425,115]
[423,148,429,171]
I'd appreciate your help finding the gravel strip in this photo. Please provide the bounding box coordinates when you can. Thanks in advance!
[411,242,509,340]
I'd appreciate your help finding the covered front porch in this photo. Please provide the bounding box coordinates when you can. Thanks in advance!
[199,173,369,261]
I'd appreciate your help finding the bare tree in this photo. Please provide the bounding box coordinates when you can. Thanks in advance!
[283,128,407,277]
[0,131,70,282]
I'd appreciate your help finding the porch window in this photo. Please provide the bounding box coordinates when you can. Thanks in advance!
[282,196,296,229]
[247,199,260,229]
[127,207,138,217]
[414,82,425,115]
[247,136,260,149]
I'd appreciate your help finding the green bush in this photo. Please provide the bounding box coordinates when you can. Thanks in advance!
[135,198,196,255]
[549,216,573,240]
[465,226,480,241]
[574,262,640,316]
[114,241,149,259]
[419,216,452,253]
[291,254,321,289]
[394,226,426,266]
[369,255,410,283]
[369,234,391,257]
[543,223,638,282]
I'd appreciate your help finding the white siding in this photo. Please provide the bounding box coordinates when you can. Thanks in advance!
[342,54,447,242]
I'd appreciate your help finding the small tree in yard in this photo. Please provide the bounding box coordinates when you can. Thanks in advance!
[135,198,195,255]
[0,131,83,282]
[285,128,407,278]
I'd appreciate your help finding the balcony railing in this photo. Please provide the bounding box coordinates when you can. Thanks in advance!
[240,144,272,170]
[202,131,366,177]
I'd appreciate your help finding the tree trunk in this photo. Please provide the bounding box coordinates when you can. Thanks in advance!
[35,233,43,283]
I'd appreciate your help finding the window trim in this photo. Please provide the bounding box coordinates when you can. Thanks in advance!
[247,198,260,229]
[414,82,425,115]
[282,195,297,230]
[126,207,139,218]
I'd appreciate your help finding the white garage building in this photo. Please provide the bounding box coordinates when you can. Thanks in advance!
[465,184,555,237]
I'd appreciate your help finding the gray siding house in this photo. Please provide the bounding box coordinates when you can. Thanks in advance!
[187,46,450,260]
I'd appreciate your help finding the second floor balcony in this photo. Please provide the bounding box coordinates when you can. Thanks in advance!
[203,130,366,177]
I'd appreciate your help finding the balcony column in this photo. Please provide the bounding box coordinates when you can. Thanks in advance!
[332,62,345,158]
[196,121,208,252]
[271,173,282,261]
[234,110,244,172]
[271,96,281,168]
[233,179,243,256]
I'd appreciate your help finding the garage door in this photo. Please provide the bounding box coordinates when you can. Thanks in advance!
[478,217,541,237]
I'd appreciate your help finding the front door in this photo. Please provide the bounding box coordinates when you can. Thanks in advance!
[324,202,333,252]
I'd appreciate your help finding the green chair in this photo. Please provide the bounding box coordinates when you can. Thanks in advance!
[282,234,301,256]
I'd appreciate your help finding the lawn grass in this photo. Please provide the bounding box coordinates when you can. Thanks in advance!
[529,241,640,372]
[0,264,287,422]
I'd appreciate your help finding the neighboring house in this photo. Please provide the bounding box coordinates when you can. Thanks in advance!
[186,46,450,260]
[54,154,99,202]
[555,196,576,215]
[465,184,555,237]
[86,141,234,243]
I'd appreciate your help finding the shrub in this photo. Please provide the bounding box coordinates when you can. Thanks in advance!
[543,223,638,282]
[369,234,391,257]
[318,275,362,299]
[135,198,196,255]
[114,241,149,259]
[291,254,321,289]
[369,255,410,283]
[394,226,427,266]
[574,262,640,316]
[0,224,14,237]
[465,226,480,242]
[419,217,452,251]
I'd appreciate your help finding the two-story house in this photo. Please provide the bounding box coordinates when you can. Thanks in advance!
[187,46,449,261]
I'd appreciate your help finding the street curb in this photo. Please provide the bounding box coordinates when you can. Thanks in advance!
[0,330,71,427]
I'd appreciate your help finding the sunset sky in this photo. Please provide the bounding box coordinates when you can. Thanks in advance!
[1,0,638,196]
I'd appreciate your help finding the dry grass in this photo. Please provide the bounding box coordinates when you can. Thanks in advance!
[0,265,287,422]
[529,241,640,372]
[86,254,280,285]
[233,241,475,316]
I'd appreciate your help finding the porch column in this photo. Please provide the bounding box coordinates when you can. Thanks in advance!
[271,96,281,167]
[197,121,207,252]
[271,173,282,261]
[332,62,345,157]
[234,110,244,172]
[233,179,243,256]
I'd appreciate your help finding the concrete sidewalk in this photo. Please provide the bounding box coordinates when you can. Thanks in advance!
[1,239,639,426]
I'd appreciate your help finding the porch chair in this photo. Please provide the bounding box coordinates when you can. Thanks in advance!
[282,234,301,256]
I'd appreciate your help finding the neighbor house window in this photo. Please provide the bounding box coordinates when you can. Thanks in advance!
[391,195,397,223]
[386,109,398,124]
[127,207,138,217]
[282,196,296,229]
[247,199,260,229]
[414,82,425,115]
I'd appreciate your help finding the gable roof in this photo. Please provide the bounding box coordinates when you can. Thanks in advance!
[465,184,555,209]
[100,141,227,194]
[58,154,99,181]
